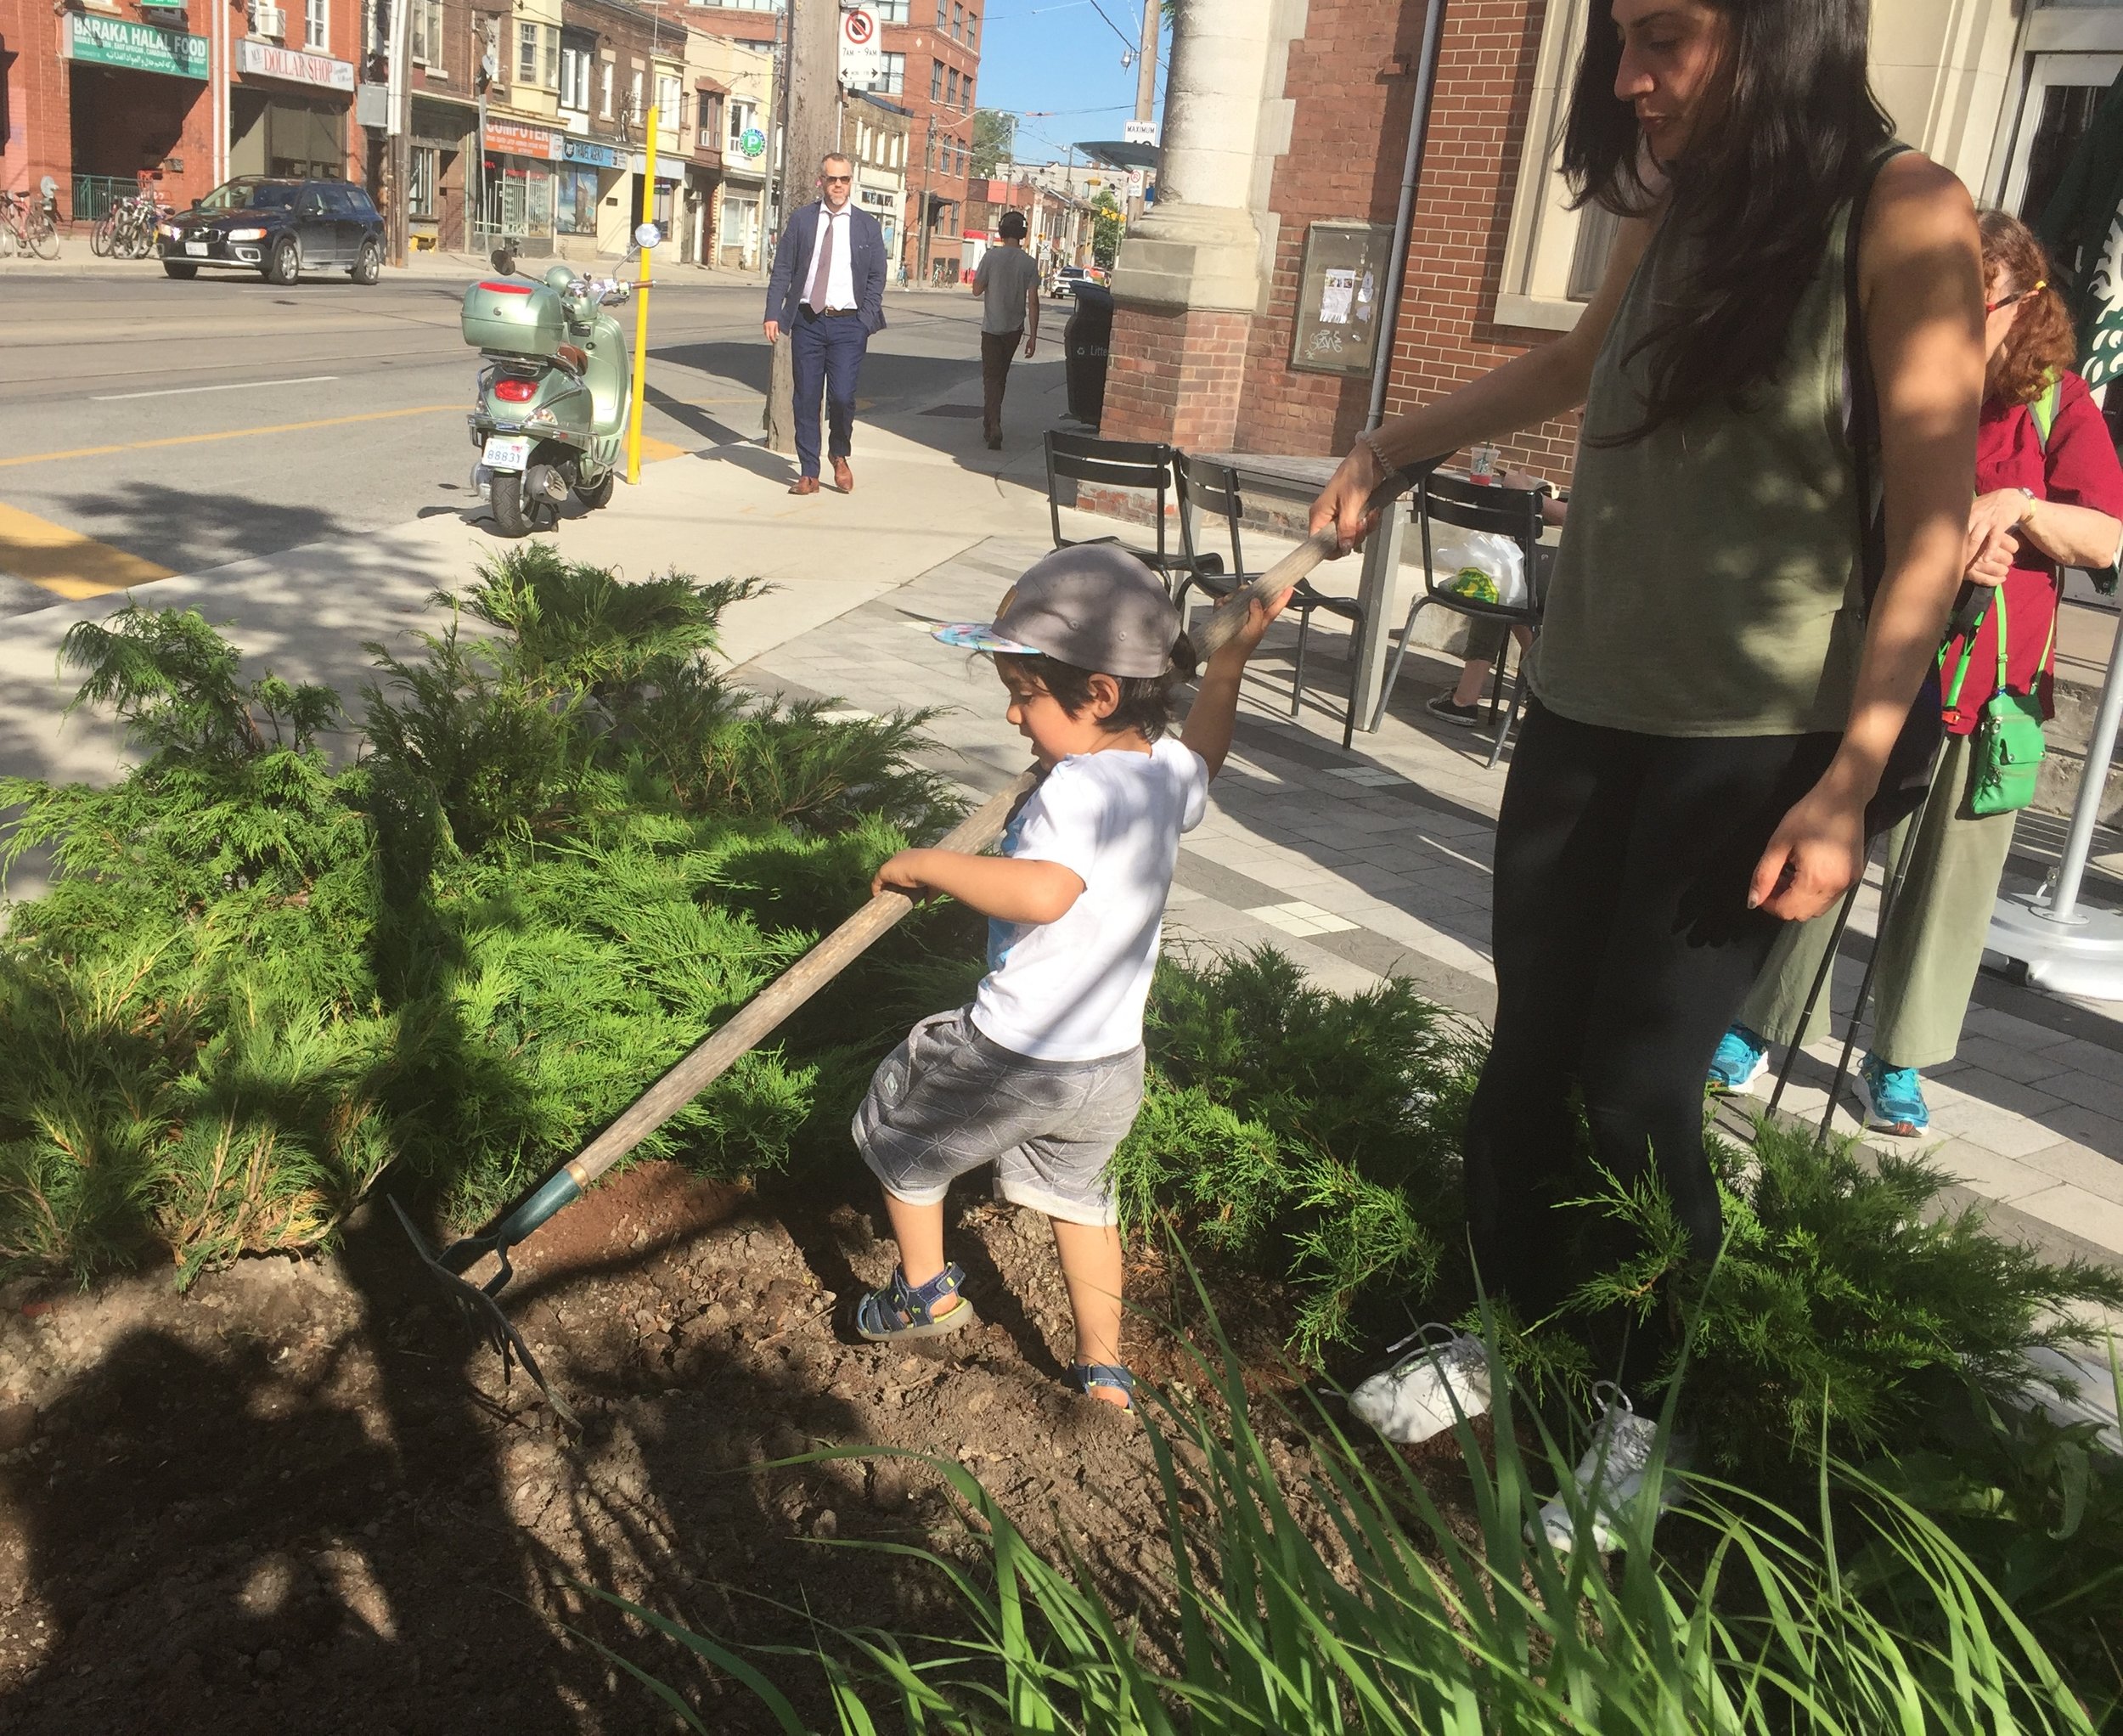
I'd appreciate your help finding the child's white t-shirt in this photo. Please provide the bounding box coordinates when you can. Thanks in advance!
[969,737,1208,1062]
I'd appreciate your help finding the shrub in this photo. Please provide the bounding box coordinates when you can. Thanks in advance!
[0,551,961,1279]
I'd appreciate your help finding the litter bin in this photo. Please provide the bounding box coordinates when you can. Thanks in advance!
[1062,282,1114,427]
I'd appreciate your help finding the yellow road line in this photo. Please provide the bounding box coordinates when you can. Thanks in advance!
[0,405,463,470]
[0,502,176,599]
[635,433,688,464]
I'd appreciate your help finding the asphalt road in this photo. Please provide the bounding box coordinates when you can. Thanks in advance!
[0,264,997,612]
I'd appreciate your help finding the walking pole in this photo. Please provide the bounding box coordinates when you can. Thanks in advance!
[1815,766,1939,1144]
[1763,871,1866,1118]
[625,104,658,487]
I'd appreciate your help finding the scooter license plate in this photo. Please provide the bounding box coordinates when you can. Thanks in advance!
[184,242,208,256]
[482,436,532,471]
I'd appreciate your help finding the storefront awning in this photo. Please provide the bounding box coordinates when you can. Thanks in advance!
[694,75,728,95]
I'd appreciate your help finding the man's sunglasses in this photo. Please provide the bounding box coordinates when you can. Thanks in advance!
[1986,279,2045,314]
[823,174,853,184]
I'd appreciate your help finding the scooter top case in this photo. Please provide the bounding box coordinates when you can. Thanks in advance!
[461,273,566,358]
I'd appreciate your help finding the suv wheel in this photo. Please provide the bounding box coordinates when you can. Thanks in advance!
[350,240,381,286]
[266,236,300,286]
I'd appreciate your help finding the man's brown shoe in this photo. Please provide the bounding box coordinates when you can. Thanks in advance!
[789,475,819,495]
[831,457,854,493]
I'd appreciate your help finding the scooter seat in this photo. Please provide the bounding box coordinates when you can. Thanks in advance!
[555,342,588,375]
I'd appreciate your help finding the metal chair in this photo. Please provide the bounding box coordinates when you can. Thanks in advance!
[1371,471,1548,767]
[1174,454,1366,723]
[1041,431,1198,594]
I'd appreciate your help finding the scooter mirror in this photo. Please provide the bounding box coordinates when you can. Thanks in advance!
[491,245,516,276]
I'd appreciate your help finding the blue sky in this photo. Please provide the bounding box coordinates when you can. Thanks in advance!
[976,0,1168,163]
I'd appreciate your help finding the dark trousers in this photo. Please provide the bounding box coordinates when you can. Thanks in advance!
[1464,699,1838,1389]
[981,328,1022,441]
[791,307,867,477]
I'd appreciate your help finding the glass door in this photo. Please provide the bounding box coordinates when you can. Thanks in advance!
[2001,53,2123,223]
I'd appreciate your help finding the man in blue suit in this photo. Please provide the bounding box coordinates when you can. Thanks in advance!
[764,152,888,495]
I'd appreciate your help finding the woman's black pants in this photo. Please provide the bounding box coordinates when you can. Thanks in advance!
[1464,700,1839,1392]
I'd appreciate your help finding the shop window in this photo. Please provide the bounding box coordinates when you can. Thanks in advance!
[555,165,600,234]
[729,98,756,152]
[952,3,963,41]
[947,68,960,106]
[601,61,614,119]
[698,95,721,149]
[966,9,977,48]
[656,73,682,124]
[408,145,437,217]
[304,0,327,50]
[876,53,904,95]
[541,26,559,90]
[960,72,971,109]
[517,22,538,85]
[931,61,943,101]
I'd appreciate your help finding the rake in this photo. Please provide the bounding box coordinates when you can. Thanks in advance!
[394,476,1415,1421]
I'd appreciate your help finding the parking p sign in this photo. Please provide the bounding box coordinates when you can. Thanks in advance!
[839,6,884,90]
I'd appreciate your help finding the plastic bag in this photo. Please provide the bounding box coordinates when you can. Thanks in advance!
[1434,531,1527,610]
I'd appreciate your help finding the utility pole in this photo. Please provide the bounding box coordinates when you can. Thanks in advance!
[766,0,842,454]
[1134,0,1157,123]
[916,112,933,287]
[384,0,412,267]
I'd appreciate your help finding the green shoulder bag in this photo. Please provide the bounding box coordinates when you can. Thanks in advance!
[1940,583,2053,817]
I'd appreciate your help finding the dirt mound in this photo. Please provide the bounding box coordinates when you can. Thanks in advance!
[0,1162,1380,1733]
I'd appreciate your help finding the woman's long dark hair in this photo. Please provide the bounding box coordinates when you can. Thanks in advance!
[1563,0,1895,440]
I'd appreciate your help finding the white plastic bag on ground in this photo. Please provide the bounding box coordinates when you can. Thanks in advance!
[1433,531,1527,610]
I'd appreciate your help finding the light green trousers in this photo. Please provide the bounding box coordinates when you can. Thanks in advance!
[1737,733,2019,1069]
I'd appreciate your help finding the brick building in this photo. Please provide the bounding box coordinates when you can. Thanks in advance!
[0,0,362,222]
[1107,0,2108,489]
[673,0,983,282]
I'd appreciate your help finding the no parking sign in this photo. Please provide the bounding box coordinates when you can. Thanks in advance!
[840,6,885,90]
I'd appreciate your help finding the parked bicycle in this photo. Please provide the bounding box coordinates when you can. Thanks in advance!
[92,187,168,261]
[0,179,61,261]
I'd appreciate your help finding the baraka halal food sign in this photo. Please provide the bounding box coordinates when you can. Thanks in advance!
[64,12,208,78]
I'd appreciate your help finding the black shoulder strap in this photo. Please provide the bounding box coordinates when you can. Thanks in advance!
[1844,144,1914,610]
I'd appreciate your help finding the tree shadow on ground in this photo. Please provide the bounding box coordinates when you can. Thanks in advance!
[42,482,368,577]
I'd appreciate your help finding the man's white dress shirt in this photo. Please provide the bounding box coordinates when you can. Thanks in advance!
[810,203,857,312]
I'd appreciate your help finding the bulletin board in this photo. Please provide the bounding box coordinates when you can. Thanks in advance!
[1288,221,1394,378]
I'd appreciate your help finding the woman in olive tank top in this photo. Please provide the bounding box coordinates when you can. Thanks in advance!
[1313,0,1983,1549]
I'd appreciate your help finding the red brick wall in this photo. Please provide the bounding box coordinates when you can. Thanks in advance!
[1103,303,1253,452]
[0,0,72,205]
[1239,0,1580,486]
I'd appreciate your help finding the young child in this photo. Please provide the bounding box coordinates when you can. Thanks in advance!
[849,544,1281,1410]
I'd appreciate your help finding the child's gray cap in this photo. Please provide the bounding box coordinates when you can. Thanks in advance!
[932,545,1181,679]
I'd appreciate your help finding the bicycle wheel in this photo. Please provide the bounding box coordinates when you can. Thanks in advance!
[92,212,115,256]
[0,218,14,261]
[28,208,58,261]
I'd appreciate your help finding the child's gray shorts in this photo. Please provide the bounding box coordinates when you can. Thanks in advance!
[853,1010,1146,1227]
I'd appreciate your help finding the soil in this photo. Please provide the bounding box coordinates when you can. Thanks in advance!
[0,1161,1425,1733]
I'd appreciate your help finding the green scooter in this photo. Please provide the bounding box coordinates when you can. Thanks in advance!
[462,246,634,538]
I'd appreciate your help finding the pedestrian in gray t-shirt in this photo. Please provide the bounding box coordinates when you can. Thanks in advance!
[971,211,1041,450]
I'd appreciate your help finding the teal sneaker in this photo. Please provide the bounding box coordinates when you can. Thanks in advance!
[1856,1054,1929,1136]
[1707,1024,1769,1094]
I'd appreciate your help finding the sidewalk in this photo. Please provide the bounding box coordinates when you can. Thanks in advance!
[2,355,2119,1384]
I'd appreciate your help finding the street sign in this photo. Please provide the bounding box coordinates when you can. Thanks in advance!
[738,127,767,161]
[840,5,885,90]
[1123,119,1157,145]
[1126,169,1145,199]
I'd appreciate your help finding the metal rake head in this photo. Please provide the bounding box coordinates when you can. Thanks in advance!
[389,1197,578,1429]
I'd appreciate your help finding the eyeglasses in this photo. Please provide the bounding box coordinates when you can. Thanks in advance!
[823,174,853,184]
[1985,279,2045,314]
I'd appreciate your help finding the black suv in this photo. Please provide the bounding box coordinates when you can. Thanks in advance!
[160,178,385,286]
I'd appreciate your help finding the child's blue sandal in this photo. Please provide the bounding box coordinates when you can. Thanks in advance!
[1073,1362,1137,1412]
[856,1263,976,1342]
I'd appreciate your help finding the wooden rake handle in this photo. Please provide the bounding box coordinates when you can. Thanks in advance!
[567,768,1039,1192]
[1187,469,1421,662]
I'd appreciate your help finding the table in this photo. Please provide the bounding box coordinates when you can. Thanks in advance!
[1191,450,1409,741]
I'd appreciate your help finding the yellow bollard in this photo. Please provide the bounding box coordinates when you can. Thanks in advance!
[625,104,657,487]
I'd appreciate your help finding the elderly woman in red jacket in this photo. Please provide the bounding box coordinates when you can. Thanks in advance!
[1712,210,2123,1132]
